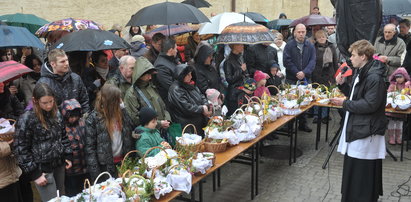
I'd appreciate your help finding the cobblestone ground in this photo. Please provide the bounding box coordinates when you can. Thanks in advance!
[183,110,411,202]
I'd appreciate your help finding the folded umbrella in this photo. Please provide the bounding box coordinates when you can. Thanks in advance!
[0,25,44,49]
[216,22,275,45]
[51,29,131,52]
[181,0,212,8]
[0,61,33,83]
[36,18,102,37]
[126,2,210,26]
[289,14,336,27]
[0,13,49,34]
[198,12,254,35]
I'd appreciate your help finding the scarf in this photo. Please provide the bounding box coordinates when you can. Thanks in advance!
[95,66,109,80]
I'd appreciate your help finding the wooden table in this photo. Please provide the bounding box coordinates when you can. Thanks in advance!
[154,105,316,202]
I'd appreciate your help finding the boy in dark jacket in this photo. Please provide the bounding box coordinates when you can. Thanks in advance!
[134,107,171,157]
[61,99,88,197]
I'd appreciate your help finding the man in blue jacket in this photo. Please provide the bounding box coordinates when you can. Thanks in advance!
[283,23,316,132]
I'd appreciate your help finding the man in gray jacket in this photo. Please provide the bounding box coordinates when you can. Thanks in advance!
[374,23,406,78]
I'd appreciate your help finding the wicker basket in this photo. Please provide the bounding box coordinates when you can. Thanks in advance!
[0,119,15,142]
[204,138,228,153]
[175,124,203,153]
[118,150,143,177]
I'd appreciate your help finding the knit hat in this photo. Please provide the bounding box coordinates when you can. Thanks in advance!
[206,88,221,105]
[254,70,269,82]
[131,35,145,43]
[139,107,158,126]
[243,78,257,91]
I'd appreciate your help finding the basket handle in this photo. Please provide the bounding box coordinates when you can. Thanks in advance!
[0,119,16,126]
[83,179,92,202]
[93,171,112,187]
[120,150,142,171]
[142,146,168,161]
[248,96,262,104]
[266,85,280,94]
[182,124,198,135]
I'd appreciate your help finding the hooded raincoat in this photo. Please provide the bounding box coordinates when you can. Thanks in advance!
[124,57,171,127]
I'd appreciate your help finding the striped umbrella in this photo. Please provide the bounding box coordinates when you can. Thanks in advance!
[216,22,275,45]
[0,61,33,83]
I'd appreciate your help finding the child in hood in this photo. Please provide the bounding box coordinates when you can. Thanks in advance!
[61,99,88,197]
[206,88,225,116]
[387,67,411,145]
[266,61,284,95]
[237,78,257,107]
[134,107,171,157]
[253,70,271,97]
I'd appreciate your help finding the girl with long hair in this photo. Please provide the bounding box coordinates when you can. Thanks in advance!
[13,83,72,202]
[84,84,134,181]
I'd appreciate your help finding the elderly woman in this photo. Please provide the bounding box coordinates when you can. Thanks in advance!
[312,30,338,123]
[168,64,212,136]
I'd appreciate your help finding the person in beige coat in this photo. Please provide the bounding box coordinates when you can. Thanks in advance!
[0,141,22,202]
[374,23,407,78]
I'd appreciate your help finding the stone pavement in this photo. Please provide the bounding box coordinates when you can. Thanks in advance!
[183,109,411,202]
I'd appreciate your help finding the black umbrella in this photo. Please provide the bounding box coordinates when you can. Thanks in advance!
[383,0,411,15]
[240,12,268,23]
[126,2,210,26]
[181,0,211,8]
[51,29,130,52]
[267,19,293,30]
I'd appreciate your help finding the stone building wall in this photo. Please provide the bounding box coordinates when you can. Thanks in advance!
[0,0,334,30]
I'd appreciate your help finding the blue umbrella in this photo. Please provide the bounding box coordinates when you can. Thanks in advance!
[0,25,44,49]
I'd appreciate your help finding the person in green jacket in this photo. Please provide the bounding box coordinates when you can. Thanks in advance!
[135,107,171,157]
[124,56,171,129]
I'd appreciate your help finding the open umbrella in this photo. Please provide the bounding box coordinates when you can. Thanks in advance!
[241,12,268,23]
[126,2,210,26]
[289,14,336,27]
[216,22,275,45]
[198,12,254,35]
[36,18,102,37]
[0,25,44,49]
[0,13,49,34]
[267,19,293,30]
[181,0,211,8]
[0,61,33,83]
[382,0,411,15]
[144,24,195,38]
[51,29,130,52]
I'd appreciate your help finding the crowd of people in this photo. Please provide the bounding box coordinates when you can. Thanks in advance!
[1,9,411,202]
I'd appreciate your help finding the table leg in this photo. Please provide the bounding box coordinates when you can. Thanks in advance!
[294,117,298,163]
[289,120,294,165]
[251,144,255,200]
[212,172,216,192]
[325,107,330,142]
[199,180,203,202]
[316,107,322,150]
[217,168,221,187]
[190,184,196,202]
[256,142,260,196]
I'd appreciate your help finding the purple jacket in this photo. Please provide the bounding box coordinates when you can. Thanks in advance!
[283,38,316,81]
